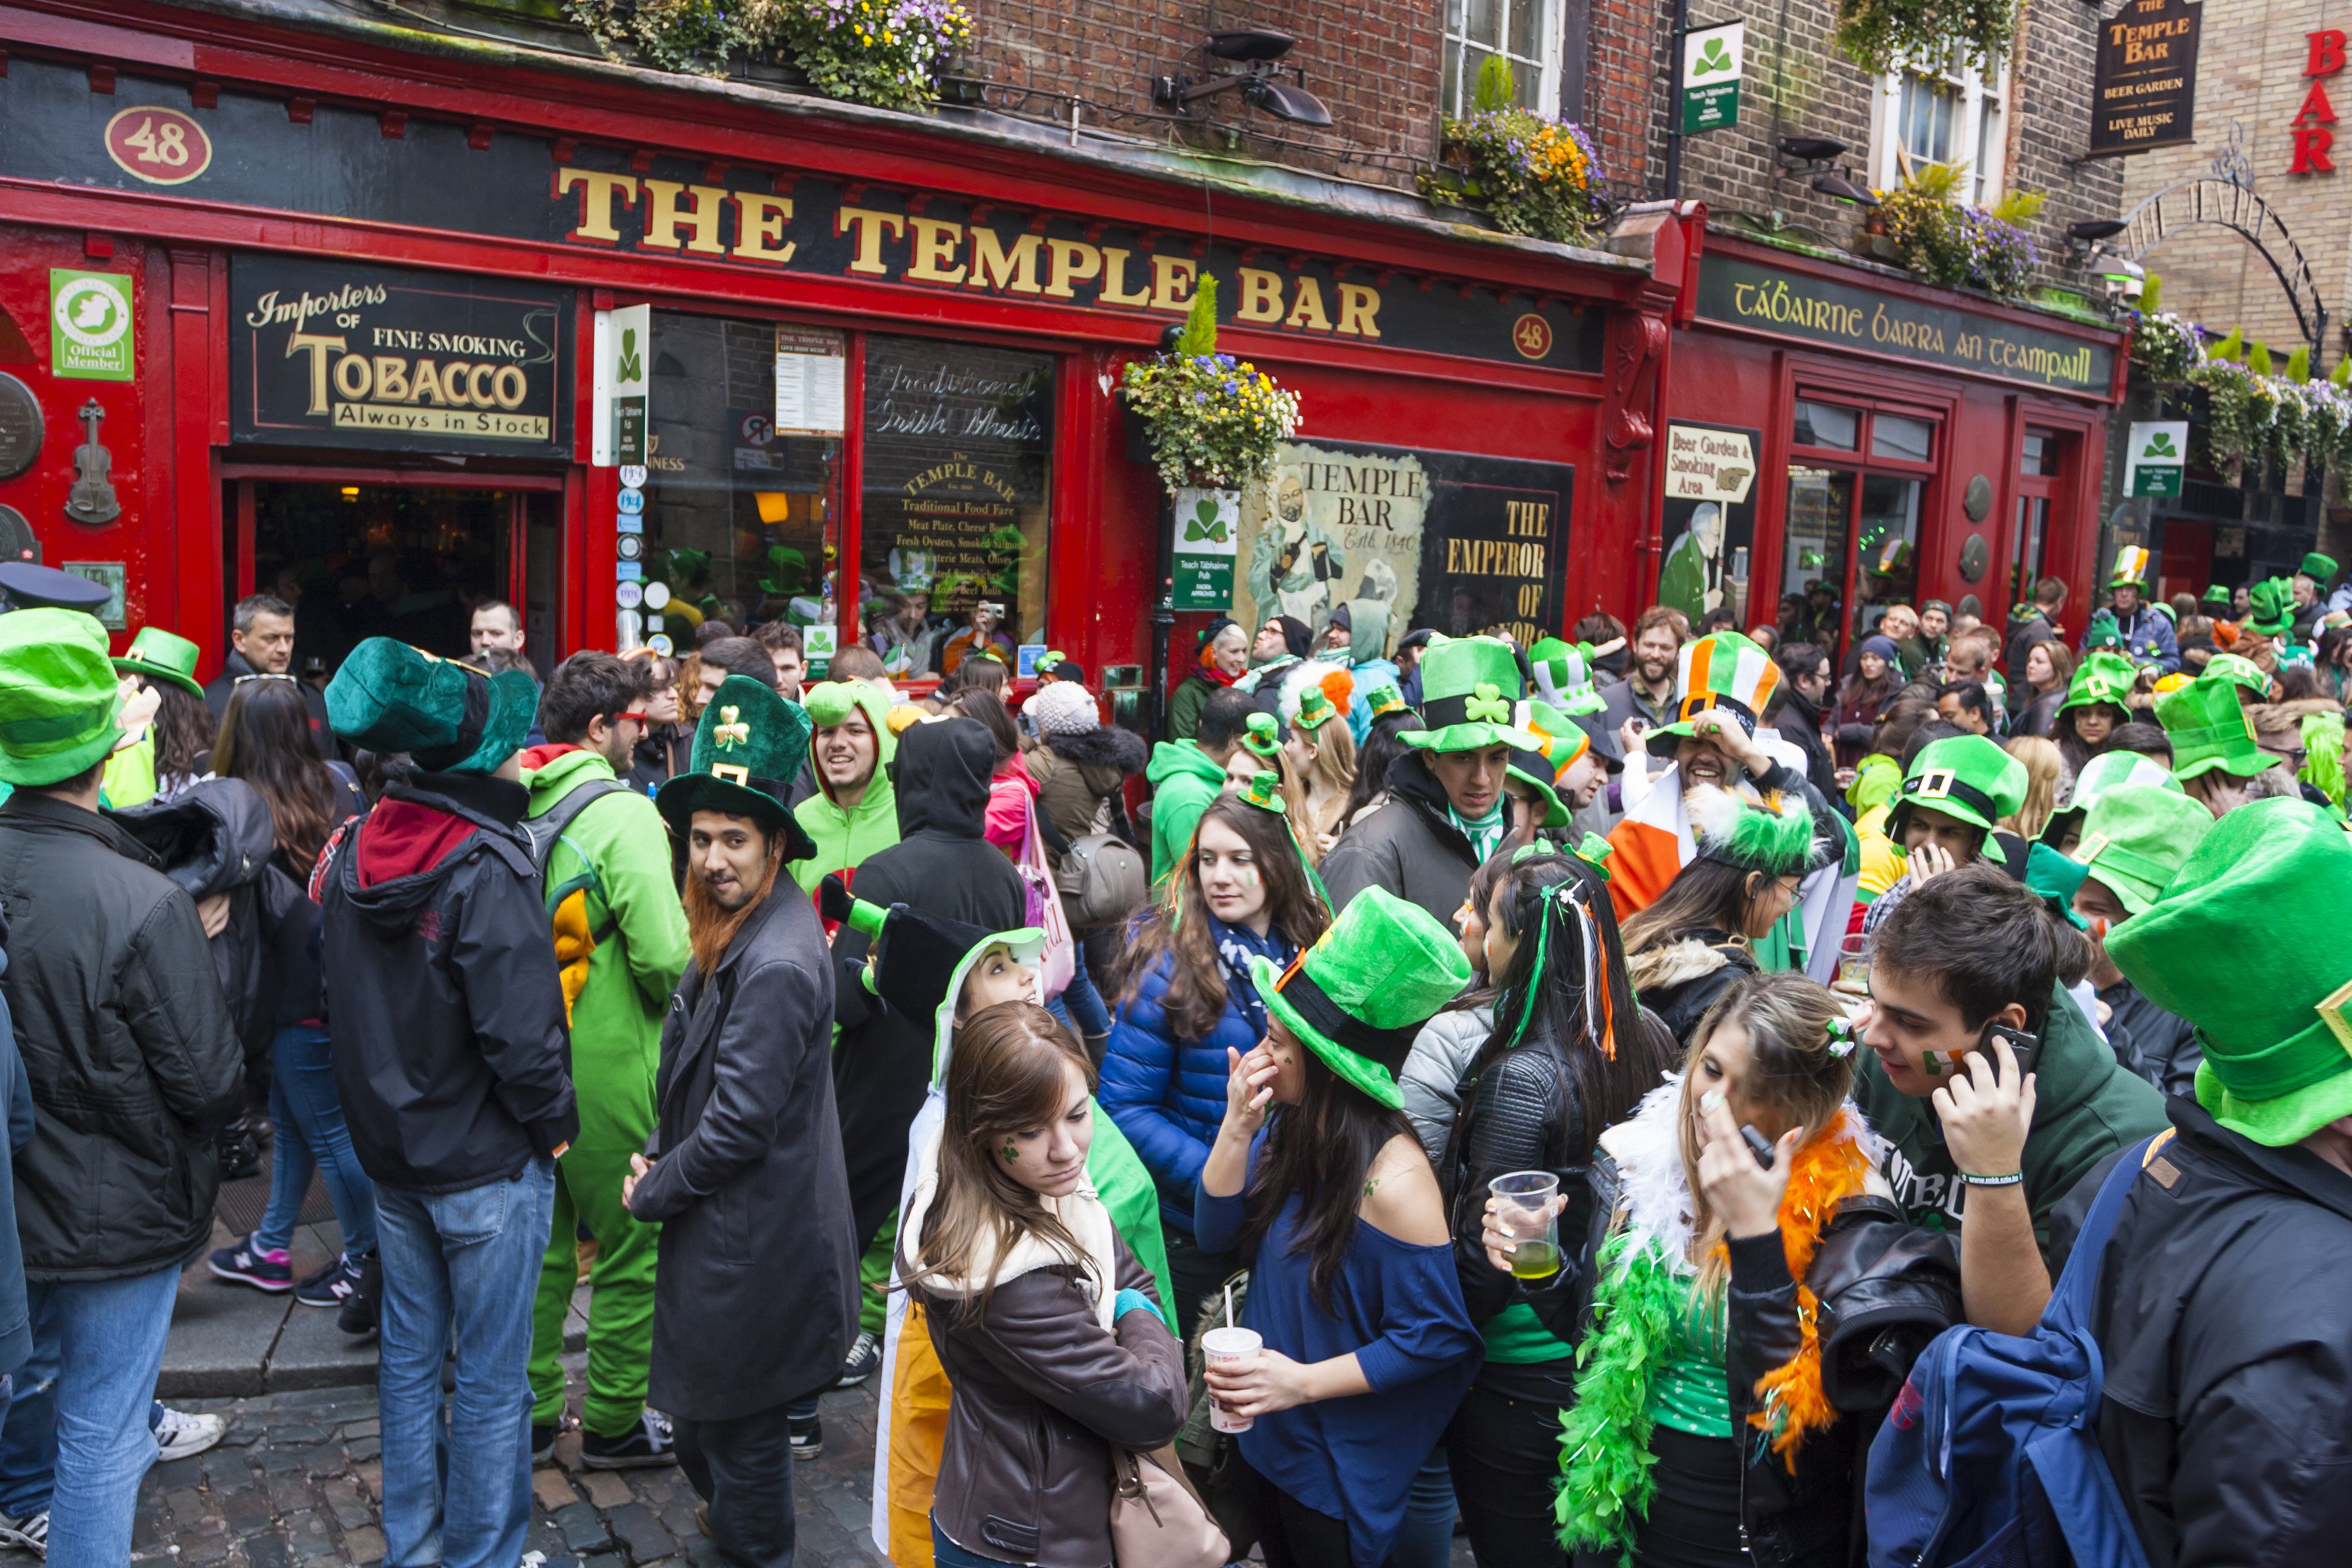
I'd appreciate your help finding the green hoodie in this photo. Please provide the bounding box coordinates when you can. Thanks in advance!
[1852,982,2167,1256]
[792,680,901,896]
[1146,739,1229,886]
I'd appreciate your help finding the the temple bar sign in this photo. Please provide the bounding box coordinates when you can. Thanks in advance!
[2088,0,2202,157]
[1695,257,2116,393]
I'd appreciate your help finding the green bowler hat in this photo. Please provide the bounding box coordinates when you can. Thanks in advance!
[2070,783,2213,916]
[0,609,125,787]
[2201,584,2234,610]
[1644,632,1783,759]
[325,638,537,776]
[113,627,206,699]
[2058,650,2137,717]
[1248,886,1472,1109]
[2037,749,2181,848]
[2155,674,2276,782]
[1886,733,2027,841]
[2243,577,2295,637]
[656,675,819,857]
[1399,636,1538,754]
[2298,552,2339,584]
[2108,798,2352,1146]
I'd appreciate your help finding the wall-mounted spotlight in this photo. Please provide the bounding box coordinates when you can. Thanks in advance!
[1153,31,1335,127]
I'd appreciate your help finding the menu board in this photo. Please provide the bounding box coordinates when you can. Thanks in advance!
[773,325,846,436]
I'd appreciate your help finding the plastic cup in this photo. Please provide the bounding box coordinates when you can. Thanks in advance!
[1489,1171,1562,1280]
[1201,1325,1263,1432]
[1837,933,1872,992]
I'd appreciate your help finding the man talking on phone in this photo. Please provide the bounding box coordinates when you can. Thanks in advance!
[1853,863,2165,1333]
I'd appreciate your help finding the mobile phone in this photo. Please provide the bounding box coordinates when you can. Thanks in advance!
[1982,1022,2042,1082]
[1740,1125,1777,1171]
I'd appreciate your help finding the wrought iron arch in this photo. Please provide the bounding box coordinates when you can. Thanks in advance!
[2117,172,2330,349]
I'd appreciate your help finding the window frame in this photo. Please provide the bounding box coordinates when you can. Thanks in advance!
[1439,0,1569,120]
[1869,48,2009,207]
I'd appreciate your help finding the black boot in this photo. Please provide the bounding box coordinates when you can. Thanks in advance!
[338,1252,382,1339]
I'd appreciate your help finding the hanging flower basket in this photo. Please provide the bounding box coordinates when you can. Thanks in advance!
[1119,276,1302,493]
[567,0,970,110]
[1832,0,2016,74]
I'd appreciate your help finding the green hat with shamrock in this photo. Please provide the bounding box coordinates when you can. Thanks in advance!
[1291,683,1341,734]
[325,639,537,776]
[2298,552,2339,585]
[2203,652,2269,699]
[0,609,124,787]
[112,627,206,700]
[1398,636,1538,753]
[2243,577,2296,637]
[2037,749,2182,848]
[2107,544,2153,592]
[2107,798,2352,1146]
[2201,583,2235,610]
[2069,783,2213,918]
[656,674,820,859]
[1644,631,1784,759]
[1247,886,1473,1110]
[1885,733,2028,842]
[2155,673,2277,782]
[2057,650,2138,719]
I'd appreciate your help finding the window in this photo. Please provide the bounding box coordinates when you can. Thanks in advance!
[1780,399,1939,658]
[1793,400,1859,451]
[1441,0,1564,116]
[1871,49,2007,206]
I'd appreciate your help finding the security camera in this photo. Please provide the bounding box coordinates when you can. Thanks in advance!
[2100,256,2145,307]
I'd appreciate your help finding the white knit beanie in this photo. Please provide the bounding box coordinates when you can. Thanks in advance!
[1028,679,1101,737]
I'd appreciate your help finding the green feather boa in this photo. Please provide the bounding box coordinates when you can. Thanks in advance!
[1553,1229,1688,1563]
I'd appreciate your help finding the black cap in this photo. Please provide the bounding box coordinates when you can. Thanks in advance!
[0,563,111,615]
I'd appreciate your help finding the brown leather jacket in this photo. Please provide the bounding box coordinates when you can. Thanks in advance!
[908,1228,1187,1568]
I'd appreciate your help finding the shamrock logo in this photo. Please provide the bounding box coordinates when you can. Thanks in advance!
[1693,37,1734,75]
[711,705,751,749]
[1463,682,1511,724]
[1183,497,1229,544]
[2142,432,2178,458]
[618,327,642,385]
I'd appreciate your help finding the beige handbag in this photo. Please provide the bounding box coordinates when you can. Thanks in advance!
[1109,1440,1229,1568]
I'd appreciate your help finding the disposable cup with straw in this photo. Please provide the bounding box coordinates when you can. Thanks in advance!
[1201,1282,1260,1433]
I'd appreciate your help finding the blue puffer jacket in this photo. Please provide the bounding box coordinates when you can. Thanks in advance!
[1100,918,1297,1236]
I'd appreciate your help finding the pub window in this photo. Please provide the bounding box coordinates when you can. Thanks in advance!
[1440,0,1566,116]
[1870,413,1934,463]
[1792,400,1859,451]
[635,313,842,656]
[1870,48,2007,206]
[858,336,1055,680]
[1779,400,1938,659]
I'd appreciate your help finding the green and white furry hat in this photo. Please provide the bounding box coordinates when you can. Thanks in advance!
[1687,782,1819,878]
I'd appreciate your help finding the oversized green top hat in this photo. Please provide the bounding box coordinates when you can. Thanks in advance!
[2155,673,2276,781]
[1644,632,1783,759]
[2037,749,2181,848]
[2069,783,2212,917]
[820,875,1044,1080]
[0,609,123,788]
[2057,650,2137,719]
[2243,577,2295,636]
[1527,636,1606,716]
[1399,636,1537,753]
[2298,551,2339,585]
[655,674,820,859]
[2107,544,2152,592]
[1248,886,1472,1109]
[2107,798,2352,1146]
[2201,583,2234,610]
[325,638,537,776]
[113,627,206,700]
[1886,733,2027,842]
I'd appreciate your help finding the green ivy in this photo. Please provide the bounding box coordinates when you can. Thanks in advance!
[1834,0,2016,73]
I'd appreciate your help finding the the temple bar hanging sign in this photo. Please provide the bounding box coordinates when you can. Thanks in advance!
[2087,0,2203,157]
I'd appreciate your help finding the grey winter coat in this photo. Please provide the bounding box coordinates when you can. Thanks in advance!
[1401,1005,1495,1166]
[1319,754,1483,927]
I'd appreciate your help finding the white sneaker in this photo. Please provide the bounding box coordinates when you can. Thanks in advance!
[0,1509,47,1557]
[152,1406,226,1464]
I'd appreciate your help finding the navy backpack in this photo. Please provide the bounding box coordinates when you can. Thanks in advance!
[1863,1133,2164,1568]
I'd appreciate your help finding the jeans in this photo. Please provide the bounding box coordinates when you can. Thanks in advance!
[22,1266,178,1568]
[0,1298,58,1520]
[934,1513,1094,1568]
[256,1024,378,1258]
[675,1399,799,1568]
[374,1159,557,1568]
[1388,1448,1457,1568]
[1446,1359,1579,1567]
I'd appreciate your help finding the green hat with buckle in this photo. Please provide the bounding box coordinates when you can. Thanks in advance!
[1235,769,1287,815]
[2203,652,2270,699]
[2070,783,2213,917]
[325,638,537,776]
[2057,650,2138,719]
[112,627,206,700]
[1398,636,1538,753]
[0,609,125,788]
[2108,798,2352,1146]
[1248,886,1472,1109]
[2244,577,2296,637]
[1886,732,2027,842]
[655,674,819,859]
[1644,631,1785,760]
[2298,552,2339,584]
[2037,749,2182,848]
[2156,673,2278,782]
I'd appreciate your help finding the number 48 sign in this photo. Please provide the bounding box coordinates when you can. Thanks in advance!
[103,106,214,187]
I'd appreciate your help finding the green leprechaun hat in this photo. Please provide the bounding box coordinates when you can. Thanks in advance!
[1886,733,2028,843]
[1688,783,1817,877]
[1240,710,1282,761]
[2108,544,2152,592]
[1249,886,1471,1109]
[2037,749,2182,848]
[1399,636,1538,754]
[2108,797,2352,1146]
[2201,652,2270,700]
[1504,698,1596,829]
[0,608,124,788]
[656,674,820,859]
[2298,552,2339,586]
[326,638,537,776]
[2069,783,2213,917]
[113,627,206,700]
[2080,610,2125,655]
[2243,577,2296,637]
[1645,631,1784,760]
[1358,680,1410,720]
[818,875,1044,1082]
[1235,769,1288,814]
[2057,650,2138,719]
[2201,584,2235,610]
[2155,673,2277,782]
[1527,636,1607,716]
[1290,684,1341,734]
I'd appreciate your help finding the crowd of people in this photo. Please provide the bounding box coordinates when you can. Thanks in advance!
[0,543,2346,1568]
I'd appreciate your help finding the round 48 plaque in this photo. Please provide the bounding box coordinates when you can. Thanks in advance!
[0,374,44,482]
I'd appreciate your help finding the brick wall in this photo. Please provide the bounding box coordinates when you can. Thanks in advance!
[962,1,1442,189]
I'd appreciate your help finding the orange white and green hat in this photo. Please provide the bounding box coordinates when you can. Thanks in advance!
[1506,699,1598,830]
[1644,631,1782,759]
[2108,544,2153,592]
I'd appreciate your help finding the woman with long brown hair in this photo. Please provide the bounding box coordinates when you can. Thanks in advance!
[901,1003,1187,1568]
[1100,792,1329,1337]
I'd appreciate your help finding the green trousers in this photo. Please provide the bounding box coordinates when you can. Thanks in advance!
[528,1114,659,1438]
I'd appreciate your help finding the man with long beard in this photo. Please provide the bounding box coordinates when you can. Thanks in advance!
[627,675,857,1566]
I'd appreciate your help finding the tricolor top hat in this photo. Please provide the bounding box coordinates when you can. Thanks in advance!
[1645,632,1782,760]
[2108,545,2152,592]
